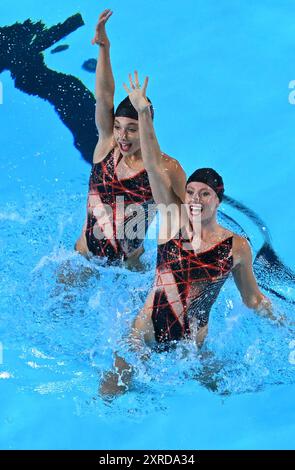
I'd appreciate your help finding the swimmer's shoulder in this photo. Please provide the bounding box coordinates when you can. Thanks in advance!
[216,228,251,267]
[93,138,116,164]
[231,233,252,268]
[159,151,184,172]
[218,226,248,246]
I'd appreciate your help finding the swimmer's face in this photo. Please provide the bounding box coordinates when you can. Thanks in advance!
[113,117,140,155]
[185,182,219,223]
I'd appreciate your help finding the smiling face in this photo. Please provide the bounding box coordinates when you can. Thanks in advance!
[185,182,220,223]
[113,117,140,156]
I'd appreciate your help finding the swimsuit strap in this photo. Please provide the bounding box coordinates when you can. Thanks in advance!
[178,228,233,256]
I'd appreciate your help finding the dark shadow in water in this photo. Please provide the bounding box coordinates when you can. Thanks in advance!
[223,195,295,304]
[51,44,69,54]
[0,14,98,164]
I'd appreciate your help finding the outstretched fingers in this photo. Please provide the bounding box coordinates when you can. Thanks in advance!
[91,9,113,44]
[129,71,149,92]
[123,83,131,94]
[124,72,150,106]
[99,9,113,23]
[134,71,149,94]
[129,73,136,90]
[142,76,149,95]
[134,71,140,88]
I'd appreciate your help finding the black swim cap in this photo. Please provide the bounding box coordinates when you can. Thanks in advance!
[186,168,224,202]
[114,96,154,121]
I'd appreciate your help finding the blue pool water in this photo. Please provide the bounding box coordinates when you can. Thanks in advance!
[1,0,295,450]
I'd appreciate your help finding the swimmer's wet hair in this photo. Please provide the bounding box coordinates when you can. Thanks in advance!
[186,168,224,202]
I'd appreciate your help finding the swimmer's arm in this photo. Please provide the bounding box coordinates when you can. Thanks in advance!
[232,237,275,319]
[74,215,90,256]
[92,10,115,141]
[123,74,179,206]
[138,108,179,206]
[99,311,152,398]
[166,159,187,202]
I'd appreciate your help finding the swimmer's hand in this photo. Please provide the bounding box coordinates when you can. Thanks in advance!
[123,71,152,114]
[91,9,113,46]
[99,371,129,400]
[99,355,133,400]
[256,296,286,325]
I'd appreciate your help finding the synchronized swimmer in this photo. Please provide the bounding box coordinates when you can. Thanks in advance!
[100,72,274,397]
[75,9,185,266]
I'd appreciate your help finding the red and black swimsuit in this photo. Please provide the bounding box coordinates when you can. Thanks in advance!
[151,231,233,344]
[85,148,155,261]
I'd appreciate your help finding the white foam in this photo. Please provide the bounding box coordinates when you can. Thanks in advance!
[0,371,13,379]
[26,361,41,369]
[31,348,54,360]
[32,247,79,272]
[0,212,28,223]
[88,289,101,309]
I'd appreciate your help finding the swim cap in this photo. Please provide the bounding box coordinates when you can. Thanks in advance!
[186,168,224,202]
[114,96,154,121]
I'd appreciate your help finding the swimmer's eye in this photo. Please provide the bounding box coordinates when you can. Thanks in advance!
[202,191,210,197]
[113,126,137,133]
[186,189,193,195]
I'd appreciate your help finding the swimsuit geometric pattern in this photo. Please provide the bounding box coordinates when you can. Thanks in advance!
[151,232,233,343]
[85,148,155,261]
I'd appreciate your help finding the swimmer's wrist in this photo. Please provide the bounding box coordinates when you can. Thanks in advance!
[97,41,110,49]
[256,296,278,321]
[256,296,272,313]
[138,105,152,116]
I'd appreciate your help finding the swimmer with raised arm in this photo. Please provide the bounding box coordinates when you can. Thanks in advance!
[75,10,186,265]
[100,72,274,396]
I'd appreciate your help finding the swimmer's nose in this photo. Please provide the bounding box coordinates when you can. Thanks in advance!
[115,128,127,139]
[120,129,128,138]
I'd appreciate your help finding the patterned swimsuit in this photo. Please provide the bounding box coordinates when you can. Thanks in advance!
[85,148,155,261]
[151,230,233,343]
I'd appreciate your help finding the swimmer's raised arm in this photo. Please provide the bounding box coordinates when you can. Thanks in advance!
[74,10,115,253]
[123,72,182,206]
[92,9,115,147]
[232,236,275,319]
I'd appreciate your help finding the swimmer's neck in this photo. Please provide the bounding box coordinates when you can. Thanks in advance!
[125,148,142,162]
[188,217,220,240]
